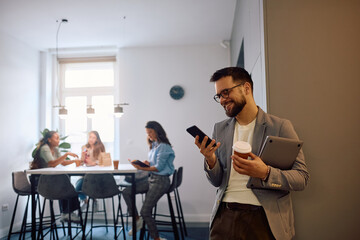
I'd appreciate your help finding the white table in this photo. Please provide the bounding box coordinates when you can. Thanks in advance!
[26,164,138,240]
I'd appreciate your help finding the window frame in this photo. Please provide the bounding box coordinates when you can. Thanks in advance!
[54,56,120,159]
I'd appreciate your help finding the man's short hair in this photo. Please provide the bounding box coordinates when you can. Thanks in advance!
[210,67,253,92]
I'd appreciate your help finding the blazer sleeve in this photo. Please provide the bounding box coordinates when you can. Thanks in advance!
[261,119,309,191]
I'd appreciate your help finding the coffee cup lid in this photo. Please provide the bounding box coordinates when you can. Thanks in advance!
[233,141,252,153]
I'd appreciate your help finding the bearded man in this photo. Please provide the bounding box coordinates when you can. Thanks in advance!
[194,67,309,240]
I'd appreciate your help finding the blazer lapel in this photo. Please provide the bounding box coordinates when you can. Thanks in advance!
[223,119,236,171]
[252,108,267,155]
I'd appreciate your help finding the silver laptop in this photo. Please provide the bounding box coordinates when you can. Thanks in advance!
[258,136,303,170]
[247,136,303,189]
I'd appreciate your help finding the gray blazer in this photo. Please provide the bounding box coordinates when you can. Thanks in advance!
[204,107,309,240]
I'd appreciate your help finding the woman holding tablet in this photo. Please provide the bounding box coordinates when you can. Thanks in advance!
[123,121,175,240]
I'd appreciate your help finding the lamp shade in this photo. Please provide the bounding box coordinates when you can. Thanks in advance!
[87,105,95,118]
[114,105,123,118]
[59,106,68,119]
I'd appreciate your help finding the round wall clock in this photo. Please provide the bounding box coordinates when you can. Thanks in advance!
[169,85,185,100]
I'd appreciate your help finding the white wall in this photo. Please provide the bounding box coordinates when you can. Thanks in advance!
[230,0,267,111]
[117,44,229,222]
[0,32,40,236]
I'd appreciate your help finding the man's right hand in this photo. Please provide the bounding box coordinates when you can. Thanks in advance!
[195,135,220,169]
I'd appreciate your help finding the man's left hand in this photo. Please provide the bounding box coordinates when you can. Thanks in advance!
[232,152,268,179]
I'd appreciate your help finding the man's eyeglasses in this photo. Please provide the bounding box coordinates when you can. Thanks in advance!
[213,83,244,103]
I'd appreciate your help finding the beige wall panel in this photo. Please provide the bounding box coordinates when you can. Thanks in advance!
[264,0,360,239]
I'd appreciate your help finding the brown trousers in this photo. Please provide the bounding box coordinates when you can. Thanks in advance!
[210,202,275,240]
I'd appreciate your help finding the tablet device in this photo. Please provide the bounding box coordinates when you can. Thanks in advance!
[247,136,303,189]
[186,125,217,148]
[129,160,150,168]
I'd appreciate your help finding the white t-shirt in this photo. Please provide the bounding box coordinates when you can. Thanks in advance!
[222,118,261,206]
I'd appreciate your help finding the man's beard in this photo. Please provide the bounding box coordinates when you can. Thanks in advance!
[224,97,246,117]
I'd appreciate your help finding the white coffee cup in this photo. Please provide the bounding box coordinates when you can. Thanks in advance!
[233,141,252,159]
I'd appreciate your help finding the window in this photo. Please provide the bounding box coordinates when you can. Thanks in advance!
[64,62,114,88]
[58,58,117,158]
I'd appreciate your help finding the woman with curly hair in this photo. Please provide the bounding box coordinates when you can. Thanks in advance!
[31,130,80,223]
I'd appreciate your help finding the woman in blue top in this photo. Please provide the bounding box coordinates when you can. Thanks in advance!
[123,121,175,240]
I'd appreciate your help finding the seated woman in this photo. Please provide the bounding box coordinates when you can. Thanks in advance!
[75,131,105,210]
[81,130,105,166]
[123,121,175,240]
[31,130,80,222]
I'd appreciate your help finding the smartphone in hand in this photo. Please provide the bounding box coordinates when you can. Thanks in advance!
[186,125,217,147]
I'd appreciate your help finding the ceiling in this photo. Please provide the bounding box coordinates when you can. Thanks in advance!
[0,0,236,51]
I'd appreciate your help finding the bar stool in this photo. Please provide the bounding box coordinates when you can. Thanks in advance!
[76,177,110,233]
[82,173,126,240]
[117,178,132,230]
[37,174,85,240]
[8,171,43,240]
[173,167,187,237]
